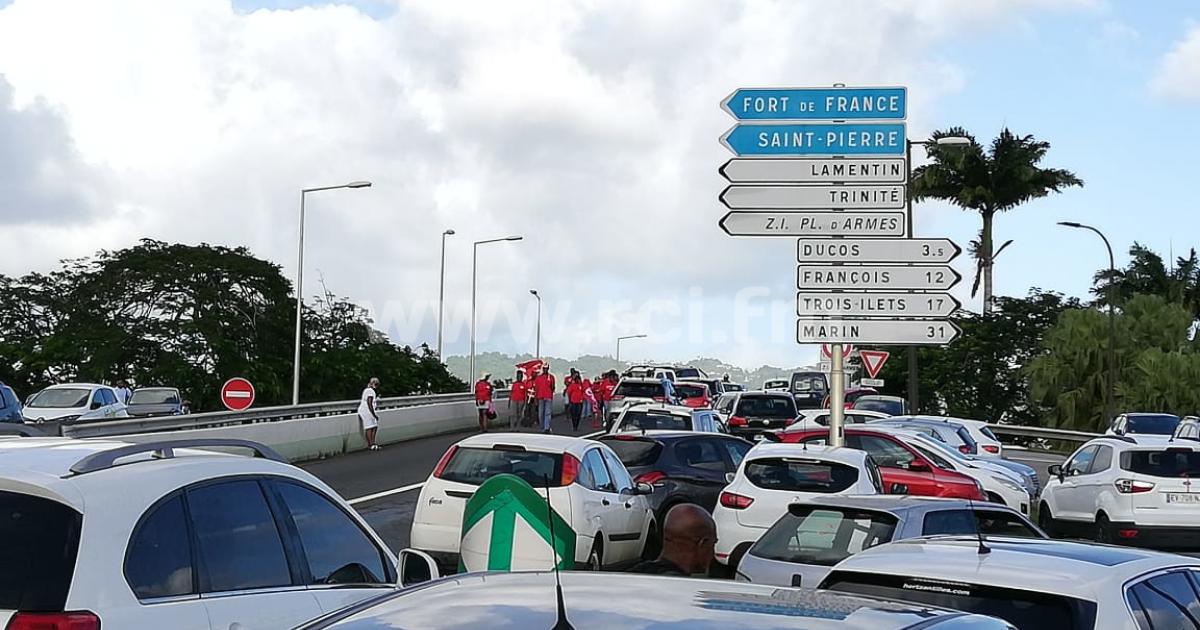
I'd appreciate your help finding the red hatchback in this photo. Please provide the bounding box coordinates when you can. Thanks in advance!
[674,382,713,409]
[777,427,986,501]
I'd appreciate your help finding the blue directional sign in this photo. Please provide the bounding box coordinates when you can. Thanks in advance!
[722,87,906,120]
[721,123,906,157]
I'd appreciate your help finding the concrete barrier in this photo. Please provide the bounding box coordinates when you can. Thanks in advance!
[108,397,567,463]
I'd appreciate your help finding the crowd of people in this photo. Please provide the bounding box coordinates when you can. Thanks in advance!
[471,363,622,434]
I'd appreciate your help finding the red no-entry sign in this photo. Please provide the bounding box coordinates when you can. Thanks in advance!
[221,377,256,411]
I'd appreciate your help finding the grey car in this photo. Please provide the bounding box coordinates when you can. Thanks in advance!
[125,386,189,417]
[296,570,1016,629]
[737,496,1046,589]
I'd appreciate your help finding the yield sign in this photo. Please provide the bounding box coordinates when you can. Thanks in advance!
[860,350,890,379]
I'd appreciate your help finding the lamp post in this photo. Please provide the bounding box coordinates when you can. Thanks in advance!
[530,290,542,358]
[292,180,372,406]
[436,229,455,360]
[904,136,970,414]
[1059,221,1118,425]
[469,236,523,388]
[616,334,646,363]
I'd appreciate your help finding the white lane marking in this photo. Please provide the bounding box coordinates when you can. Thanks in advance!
[347,482,425,506]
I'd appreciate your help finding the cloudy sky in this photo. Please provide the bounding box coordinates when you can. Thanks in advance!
[1,0,1197,369]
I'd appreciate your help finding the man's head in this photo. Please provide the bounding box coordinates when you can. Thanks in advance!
[542,365,550,375]
[516,370,524,381]
[368,377,380,389]
[118,379,129,388]
[658,503,717,574]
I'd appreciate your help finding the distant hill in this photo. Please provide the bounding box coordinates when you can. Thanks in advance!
[445,352,830,388]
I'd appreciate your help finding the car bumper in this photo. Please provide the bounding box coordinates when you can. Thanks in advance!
[1106,522,1200,549]
[410,522,463,555]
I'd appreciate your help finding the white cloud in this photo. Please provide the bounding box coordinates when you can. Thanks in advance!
[1152,23,1200,101]
[0,0,1093,367]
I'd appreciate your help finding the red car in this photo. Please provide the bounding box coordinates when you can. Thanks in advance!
[673,382,712,409]
[776,427,986,500]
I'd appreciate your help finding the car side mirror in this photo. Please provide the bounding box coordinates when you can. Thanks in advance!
[906,460,931,473]
[725,472,736,484]
[635,482,654,495]
[398,548,440,587]
[1047,464,1063,480]
[890,483,909,495]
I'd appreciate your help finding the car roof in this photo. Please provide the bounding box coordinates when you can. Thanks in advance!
[617,377,663,384]
[601,430,741,442]
[786,495,1022,516]
[300,570,994,630]
[455,432,593,455]
[747,443,869,466]
[624,402,695,415]
[855,394,905,402]
[738,391,793,398]
[880,416,966,428]
[1122,412,1180,418]
[42,383,108,390]
[828,536,1197,600]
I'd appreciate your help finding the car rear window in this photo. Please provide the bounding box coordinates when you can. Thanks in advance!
[1122,448,1200,478]
[822,571,1097,630]
[619,411,690,432]
[599,437,663,467]
[744,458,860,493]
[28,388,90,409]
[0,491,82,611]
[979,426,999,441]
[674,368,700,379]
[614,382,664,399]
[439,447,566,487]
[129,389,180,405]
[675,385,706,399]
[750,507,897,569]
[1127,414,1181,435]
[736,396,796,418]
[853,398,904,415]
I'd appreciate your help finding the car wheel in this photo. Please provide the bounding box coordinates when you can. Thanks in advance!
[1037,502,1057,537]
[728,542,752,574]
[1095,513,1115,545]
[641,522,660,561]
[586,540,604,571]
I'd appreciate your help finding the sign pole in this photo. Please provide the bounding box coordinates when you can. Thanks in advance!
[829,343,846,447]
[905,138,920,414]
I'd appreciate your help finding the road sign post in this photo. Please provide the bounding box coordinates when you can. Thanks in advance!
[830,343,845,447]
[221,377,256,412]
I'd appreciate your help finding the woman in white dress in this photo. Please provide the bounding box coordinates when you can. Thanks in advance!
[358,377,381,451]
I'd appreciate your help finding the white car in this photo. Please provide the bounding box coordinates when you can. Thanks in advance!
[870,417,990,457]
[888,430,1030,513]
[411,434,655,571]
[0,436,399,629]
[820,535,1200,630]
[608,403,724,434]
[1039,435,1200,547]
[712,443,881,571]
[22,383,128,425]
[791,408,890,431]
[606,378,671,423]
[1106,412,1182,438]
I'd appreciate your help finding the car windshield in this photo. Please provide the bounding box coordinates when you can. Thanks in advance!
[620,411,690,432]
[854,398,904,415]
[28,388,90,409]
[614,382,664,398]
[744,458,860,493]
[1126,414,1180,435]
[1121,448,1200,478]
[599,437,662,467]
[438,447,566,487]
[751,506,897,568]
[129,389,179,405]
[0,491,83,612]
[675,385,706,399]
[736,396,796,418]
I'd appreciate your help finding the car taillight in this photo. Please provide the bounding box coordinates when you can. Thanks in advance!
[719,491,754,509]
[1114,478,1155,494]
[431,445,458,478]
[982,445,1000,454]
[635,471,667,486]
[729,416,748,427]
[6,611,101,630]
[958,445,972,455]
[561,453,581,485]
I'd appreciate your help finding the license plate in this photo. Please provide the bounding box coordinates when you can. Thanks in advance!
[1166,493,1200,504]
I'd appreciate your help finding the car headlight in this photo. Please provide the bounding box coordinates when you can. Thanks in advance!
[992,475,1025,494]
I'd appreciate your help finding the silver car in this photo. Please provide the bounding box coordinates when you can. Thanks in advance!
[737,495,1045,588]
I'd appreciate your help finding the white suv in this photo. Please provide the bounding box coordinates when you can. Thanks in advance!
[0,436,398,629]
[712,443,881,571]
[411,433,655,571]
[1039,436,1200,546]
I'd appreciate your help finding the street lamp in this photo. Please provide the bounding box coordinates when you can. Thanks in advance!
[469,236,523,387]
[530,290,542,359]
[1059,221,1118,425]
[436,229,455,360]
[904,136,970,414]
[616,334,647,363]
[292,180,372,406]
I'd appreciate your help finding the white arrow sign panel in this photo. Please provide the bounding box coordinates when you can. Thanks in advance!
[721,184,905,210]
[796,292,961,318]
[720,211,905,237]
[720,158,906,184]
[797,265,961,290]
[797,238,963,264]
[797,318,962,345]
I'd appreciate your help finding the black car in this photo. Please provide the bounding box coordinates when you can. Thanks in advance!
[716,391,798,439]
[598,431,753,523]
[0,382,22,423]
[125,387,189,417]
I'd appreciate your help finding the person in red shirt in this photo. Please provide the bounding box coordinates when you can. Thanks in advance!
[474,372,493,433]
[534,365,556,433]
[565,369,586,430]
[508,370,528,431]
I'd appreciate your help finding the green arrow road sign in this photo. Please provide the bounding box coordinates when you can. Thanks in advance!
[459,473,576,573]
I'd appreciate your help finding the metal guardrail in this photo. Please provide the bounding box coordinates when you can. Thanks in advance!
[986,424,1102,443]
[62,390,499,439]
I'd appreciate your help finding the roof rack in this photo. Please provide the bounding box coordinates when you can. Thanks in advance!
[1098,434,1138,444]
[69,438,286,475]
[0,425,47,437]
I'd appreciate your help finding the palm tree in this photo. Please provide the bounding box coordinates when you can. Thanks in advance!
[1094,243,1200,320]
[912,127,1083,314]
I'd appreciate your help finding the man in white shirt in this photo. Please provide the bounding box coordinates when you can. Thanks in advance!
[358,377,381,451]
[115,380,133,405]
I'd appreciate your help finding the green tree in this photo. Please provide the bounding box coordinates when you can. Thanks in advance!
[1094,243,1200,321]
[912,128,1082,313]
